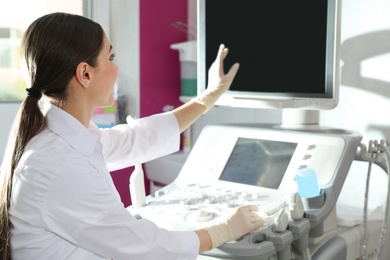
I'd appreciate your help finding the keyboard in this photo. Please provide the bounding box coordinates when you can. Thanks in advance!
[131,183,289,231]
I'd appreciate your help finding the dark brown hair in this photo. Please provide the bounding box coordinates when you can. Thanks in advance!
[0,12,104,259]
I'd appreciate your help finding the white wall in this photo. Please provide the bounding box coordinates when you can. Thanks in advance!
[91,0,140,121]
[320,0,390,144]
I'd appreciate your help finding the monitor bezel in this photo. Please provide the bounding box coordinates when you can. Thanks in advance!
[197,0,341,111]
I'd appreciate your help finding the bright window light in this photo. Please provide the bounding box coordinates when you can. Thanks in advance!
[0,0,84,102]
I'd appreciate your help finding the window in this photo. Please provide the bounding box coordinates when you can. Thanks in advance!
[0,0,85,102]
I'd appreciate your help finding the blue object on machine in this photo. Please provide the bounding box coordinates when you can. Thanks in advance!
[296,168,320,198]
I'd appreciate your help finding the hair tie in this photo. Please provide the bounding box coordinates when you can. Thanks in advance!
[26,88,42,100]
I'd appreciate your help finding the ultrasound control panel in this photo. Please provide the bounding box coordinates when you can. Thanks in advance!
[128,124,362,259]
[137,183,289,232]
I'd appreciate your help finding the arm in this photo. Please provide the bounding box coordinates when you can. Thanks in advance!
[100,112,180,171]
[171,100,205,133]
[172,44,239,133]
[195,229,213,253]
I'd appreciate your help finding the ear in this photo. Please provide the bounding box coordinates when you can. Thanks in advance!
[75,62,92,88]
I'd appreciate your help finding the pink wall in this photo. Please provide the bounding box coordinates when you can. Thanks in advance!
[112,1,188,207]
[140,0,188,117]
[110,166,135,207]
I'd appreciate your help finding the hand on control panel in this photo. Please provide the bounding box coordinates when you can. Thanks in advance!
[205,205,264,249]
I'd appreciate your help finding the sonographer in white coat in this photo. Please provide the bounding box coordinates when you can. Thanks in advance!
[0,13,263,260]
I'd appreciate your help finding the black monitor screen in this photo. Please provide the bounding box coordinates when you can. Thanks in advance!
[219,138,298,189]
[203,0,329,96]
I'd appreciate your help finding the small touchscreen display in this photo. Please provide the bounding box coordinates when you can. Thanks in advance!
[219,138,298,189]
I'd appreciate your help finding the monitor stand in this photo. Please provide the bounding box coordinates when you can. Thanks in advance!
[280,109,320,130]
[275,109,351,134]
[273,109,335,134]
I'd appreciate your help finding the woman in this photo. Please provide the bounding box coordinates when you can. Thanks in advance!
[0,13,263,259]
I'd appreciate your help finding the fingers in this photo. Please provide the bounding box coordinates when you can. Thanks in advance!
[221,45,229,60]
[214,44,225,65]
[226,62,240,79]
[240,204,259,212]
[215,44,229,66]
[249,210,264,229]
[216,43,226,59]
[215,44,226,74]
[216,44,239,79]
[239,205,264,227]
[211,43,239,78]
[252,217,264,229]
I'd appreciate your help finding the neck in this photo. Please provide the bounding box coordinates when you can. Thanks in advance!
[61,99,94,128]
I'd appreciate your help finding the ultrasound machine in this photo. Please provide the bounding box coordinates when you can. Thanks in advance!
[128,0,390,259]
[129,123,390,260]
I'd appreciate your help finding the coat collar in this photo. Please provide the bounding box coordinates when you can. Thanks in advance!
[43,101,102,156]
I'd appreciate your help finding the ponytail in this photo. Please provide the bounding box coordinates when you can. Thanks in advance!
[0,95,45,259]
[0,12,103,258]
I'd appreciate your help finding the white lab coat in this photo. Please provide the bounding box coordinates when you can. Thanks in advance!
[9,101,199,260]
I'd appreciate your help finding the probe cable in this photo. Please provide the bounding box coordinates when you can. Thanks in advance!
[359,141,377,260]
[362,157,374,260]
[376,143,390,260]
[359,140,389,260]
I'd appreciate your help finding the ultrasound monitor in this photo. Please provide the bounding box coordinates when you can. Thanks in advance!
[197,0,342,127]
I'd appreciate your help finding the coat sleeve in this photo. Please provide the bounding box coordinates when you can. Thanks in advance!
[98,112,181,172]
[43,156,200,260]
